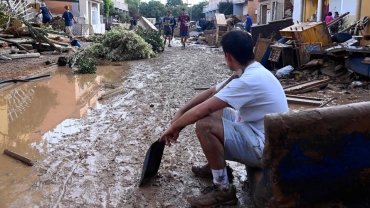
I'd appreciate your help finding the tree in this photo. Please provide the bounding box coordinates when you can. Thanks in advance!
[140,1,167,20]
[190,1,207,21]
[166,0,183,7]
[103,0,113,17]
[126,0,139,17]
[218,1,233,15]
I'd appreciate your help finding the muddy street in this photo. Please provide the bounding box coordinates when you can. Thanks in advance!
[1,41,255,207]
[2,39,370,207]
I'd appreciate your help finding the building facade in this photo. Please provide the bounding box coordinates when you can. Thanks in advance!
[257,0,292,24]
[112,0,129,16]
[292,0,360,23]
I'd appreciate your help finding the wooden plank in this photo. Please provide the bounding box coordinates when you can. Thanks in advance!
[284,79,330,94]
[286,94,322,101]
[287,97,322,106]
[215,13,227,26]
[0,37,36,44]
[4,149,35,166]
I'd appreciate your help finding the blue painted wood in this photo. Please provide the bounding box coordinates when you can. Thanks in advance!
[347,57,370,77]
[277,132,370,204]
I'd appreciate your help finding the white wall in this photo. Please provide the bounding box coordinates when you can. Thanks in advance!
[243,3,248,15]
[292,0,302,23]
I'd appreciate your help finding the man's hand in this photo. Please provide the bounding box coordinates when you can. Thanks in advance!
[160,125,180,147]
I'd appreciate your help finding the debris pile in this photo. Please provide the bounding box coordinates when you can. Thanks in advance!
[250,18,370,101]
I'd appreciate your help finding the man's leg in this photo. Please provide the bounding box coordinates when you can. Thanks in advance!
[186,113,237,207]
[168,35,172,46]
[195,115,225,170]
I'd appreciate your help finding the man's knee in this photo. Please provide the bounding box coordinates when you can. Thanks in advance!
[195,116,223,135]
[195,116,213,132]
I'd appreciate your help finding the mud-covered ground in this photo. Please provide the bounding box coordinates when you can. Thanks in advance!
[8,40,256,207]
[4,37,370,207]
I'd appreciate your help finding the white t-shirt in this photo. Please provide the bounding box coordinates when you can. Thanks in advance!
[215,61,288,140]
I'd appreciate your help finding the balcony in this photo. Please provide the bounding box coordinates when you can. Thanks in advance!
[112,0,128,11]
[233,0,245,4]
[203,5,208,13]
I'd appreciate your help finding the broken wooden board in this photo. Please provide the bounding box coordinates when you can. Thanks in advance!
[286,94,323,106]
[305,59,323,67]
[283,79,330,95]
[0,37,36,44]
[254,36,274,62]
[215,13,227,26]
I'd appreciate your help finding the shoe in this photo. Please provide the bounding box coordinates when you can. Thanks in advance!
[191,163,212,178]
[168,44,172,47]
[186,184,238,207]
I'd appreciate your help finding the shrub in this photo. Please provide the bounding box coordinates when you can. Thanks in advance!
[136,27,164,54]
[75,53,97,74]
[85,28,155,61]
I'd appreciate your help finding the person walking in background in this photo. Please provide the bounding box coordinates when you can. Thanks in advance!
[325,12,334,34]
[245,14,252,33]
[332,11,341,34]
[170,14,177,40]
[130,17,137,30]
[325,12,333,24]
[163,11,174,47]
[35,3,53,27]
[62,6,77,39]
[178,8,190,49]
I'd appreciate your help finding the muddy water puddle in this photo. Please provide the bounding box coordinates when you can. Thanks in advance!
[0,65,129,206]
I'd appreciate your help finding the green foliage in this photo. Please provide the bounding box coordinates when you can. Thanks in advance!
[136,27,164,54]
[75,53,97,74]
[190,1,207,21]
[126,0,139,17]
[219,2,233,15]
[139,1,167,20]
[109,8,127,23]
[0,5,9,29]
[103,0,113,17]
[166,0,183,7]
[85,28,155,61]
[85,43,107,58]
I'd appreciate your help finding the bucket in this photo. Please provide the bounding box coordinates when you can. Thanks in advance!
[71,40,81,48]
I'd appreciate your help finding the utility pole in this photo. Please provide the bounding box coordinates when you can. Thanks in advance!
[138,0,140,16]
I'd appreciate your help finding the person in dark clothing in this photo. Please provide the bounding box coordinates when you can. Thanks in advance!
[171,14,177,40]
[245,14,252,33]
[130,17,137,30]
[35,3,53,26]
[62,6,77,38]
[163,11,174,47]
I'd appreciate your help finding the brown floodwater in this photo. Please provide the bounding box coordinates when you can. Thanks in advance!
[0,65,128,207]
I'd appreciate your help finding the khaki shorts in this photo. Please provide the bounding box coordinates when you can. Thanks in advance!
[222,107,264,167]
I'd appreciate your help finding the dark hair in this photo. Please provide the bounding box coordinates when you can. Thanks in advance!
[328,12,332,16]
[221,30,254,65]
[181,8,185,11]
[168,10,171,13]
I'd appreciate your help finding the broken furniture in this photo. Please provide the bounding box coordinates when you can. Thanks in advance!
[248,101,370,207]
[268,43,295,69]
[251,18,294,46]
[280,22,332,46]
